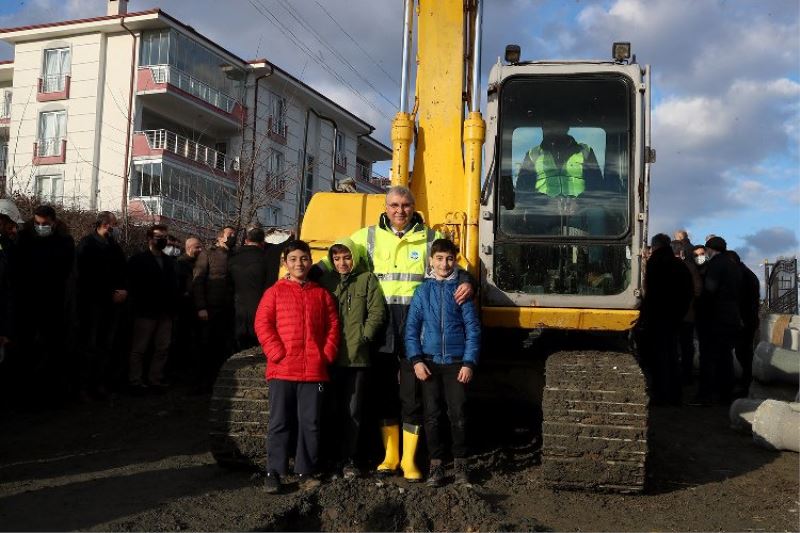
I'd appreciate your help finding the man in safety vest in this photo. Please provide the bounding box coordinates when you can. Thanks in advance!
[319,185,473,481]
[516,119,603,197]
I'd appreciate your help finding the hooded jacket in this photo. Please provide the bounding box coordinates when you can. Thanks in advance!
[405,267,481,367]
[254,278,340,382]
[319,237,386,367]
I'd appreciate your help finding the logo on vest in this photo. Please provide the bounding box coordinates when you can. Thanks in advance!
[409,250,420,261]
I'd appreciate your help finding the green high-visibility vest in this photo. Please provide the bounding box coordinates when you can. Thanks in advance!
[527,143,592,197]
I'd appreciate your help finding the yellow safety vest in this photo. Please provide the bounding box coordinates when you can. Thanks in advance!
[350,222,441,305]
[527,143,591,197]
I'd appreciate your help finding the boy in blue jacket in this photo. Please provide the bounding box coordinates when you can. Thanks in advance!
[405,238,480,487]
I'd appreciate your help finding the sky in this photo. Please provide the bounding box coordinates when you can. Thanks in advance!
[1,0,798,278]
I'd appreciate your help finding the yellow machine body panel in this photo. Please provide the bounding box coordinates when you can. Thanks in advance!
[482,307,639,331]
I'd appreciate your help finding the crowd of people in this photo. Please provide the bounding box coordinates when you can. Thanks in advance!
[638,230,760,407]
[0,191,762,495]
[0,200,283,405]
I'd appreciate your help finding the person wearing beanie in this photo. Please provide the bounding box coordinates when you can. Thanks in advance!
[692,235,742,406]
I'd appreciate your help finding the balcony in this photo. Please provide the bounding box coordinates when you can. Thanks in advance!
[0,91,10,127]
[136,65,245,128]
[0,143,7,178]
[334,152,347,173]
[133,129,238,177]
[32,137,66,165]
[128,195,231,234]
[267,115,288,145]
[37,75,70,102]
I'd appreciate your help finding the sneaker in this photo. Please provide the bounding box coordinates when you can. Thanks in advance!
[426,460,445,488]
[453,458,469,486]
[342,461,360,480]
[264,471,281,494]
[297,473,321,491]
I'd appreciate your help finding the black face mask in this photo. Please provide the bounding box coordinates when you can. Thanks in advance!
[225,235,236,249]
[154,237,168,250]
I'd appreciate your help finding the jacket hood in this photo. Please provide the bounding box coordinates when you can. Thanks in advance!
[328,236,367,275]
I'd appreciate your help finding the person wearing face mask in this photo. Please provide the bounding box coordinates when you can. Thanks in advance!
[692,236,742,406]
[126,224,179,393]
[191,225,237,393]
[14,204,75,404]
[75,211,128,400]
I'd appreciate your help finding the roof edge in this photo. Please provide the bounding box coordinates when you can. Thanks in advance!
[0,8,160,35]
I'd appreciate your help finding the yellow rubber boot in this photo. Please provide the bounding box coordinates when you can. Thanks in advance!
[376,422,400,476]
[400,423,423,482]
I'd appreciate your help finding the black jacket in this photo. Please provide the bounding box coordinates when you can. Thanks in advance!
[76,232,127,305]
[640,246,694,328]
[699,251,743,331]
[176,254,197,300]
[15,220,74,314]
[127,249,179,318]
[738,262,761,329]
[228,245,281,339]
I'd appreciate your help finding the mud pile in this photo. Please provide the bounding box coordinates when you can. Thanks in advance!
[259,476,536,532]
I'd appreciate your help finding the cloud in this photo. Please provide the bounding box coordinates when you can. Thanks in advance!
[742,227,799,256]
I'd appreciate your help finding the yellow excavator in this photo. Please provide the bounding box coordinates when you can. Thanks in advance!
[211,0,653,493]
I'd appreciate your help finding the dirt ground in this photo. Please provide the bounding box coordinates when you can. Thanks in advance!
[1,375,797,533]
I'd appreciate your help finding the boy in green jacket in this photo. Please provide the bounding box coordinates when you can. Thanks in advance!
[320,237,386,478]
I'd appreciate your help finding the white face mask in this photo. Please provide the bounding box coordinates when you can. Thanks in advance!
[34,224,53,237]
[695,255,707,266]
[163,245,181,257]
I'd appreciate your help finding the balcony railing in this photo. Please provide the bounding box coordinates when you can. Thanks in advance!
[0,144,8,176]
[37,137,64,157]
[41,74,67,93]
[1,91,10,120]
[146,65,238,114]
[136,195,232,227]
[355,161,390,187]
[138,129,235,173]
[335,152,347,171]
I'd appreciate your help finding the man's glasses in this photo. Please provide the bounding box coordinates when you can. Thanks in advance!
[387,203,413,210]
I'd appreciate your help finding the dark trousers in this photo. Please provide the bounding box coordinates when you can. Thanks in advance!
[420,362,468,460]
[643,326,681,405]
[329,367,368,462]
[678,321,696,382]
[77,300,121,391]
[267,379,323,475]
[372,354,423,426]
[128,313,173,386]
[698,326,737,403]
[198,307,234,389]
[734,324,757,389]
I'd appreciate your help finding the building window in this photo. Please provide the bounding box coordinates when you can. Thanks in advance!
[265,205,281,226]
[303,155,315,210]
[42,47,70,93]
[1,90,11,119]
[269,92,287,134]
[36,174,64,203]
[37,110,66,156]
[335,131,346,170]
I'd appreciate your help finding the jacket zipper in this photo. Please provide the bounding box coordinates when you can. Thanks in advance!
[439,281,445,362]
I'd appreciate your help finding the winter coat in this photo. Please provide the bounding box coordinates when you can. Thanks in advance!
[319,237,386,367]
[176,254,196,300]
[639,246,694,329]
[254,278,340,382]
[192,245,232,311]
[698,251,743,332]
[76,232,127,306]
[738,262,761,330]
[0,242,10,339]
[681,255,703,323]
[228,245,280,342]
[405,269,481,367]
[15,220,74,316]
[127,249,179,318]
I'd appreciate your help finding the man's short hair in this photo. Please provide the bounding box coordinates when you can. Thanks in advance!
[282,239,311,260]
[95,211,115,228]
[246,227,265,243]
[651,233,671,249]
[430,238,458,257]
[185,235,201,245]
[218,225,236,238]
[146,224,168,239]
[386,185,415,205]
[34,204,57,221]
[674,229,688,241]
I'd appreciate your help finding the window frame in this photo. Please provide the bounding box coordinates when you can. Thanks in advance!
[36,174,64,203]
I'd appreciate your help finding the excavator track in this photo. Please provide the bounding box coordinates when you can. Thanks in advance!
[209,348,269,470]
[541,350,649,493]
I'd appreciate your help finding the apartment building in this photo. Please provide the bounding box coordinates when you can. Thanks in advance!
[0,0,390,233]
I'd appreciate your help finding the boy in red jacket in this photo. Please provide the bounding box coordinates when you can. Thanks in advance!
[255,240,340,494]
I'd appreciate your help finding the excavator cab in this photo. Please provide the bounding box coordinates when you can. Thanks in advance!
[481,47,652,329]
